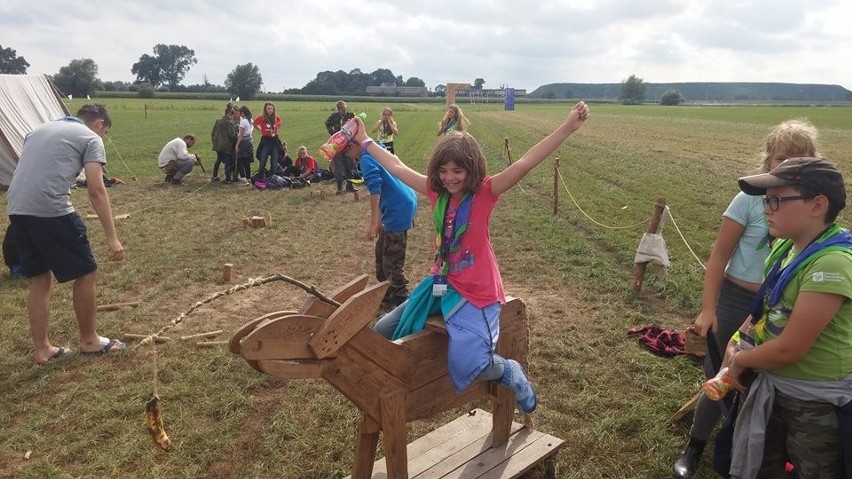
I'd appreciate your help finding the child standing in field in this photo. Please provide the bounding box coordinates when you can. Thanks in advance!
[345,139,417,307]
[722,157,852,478]
[372,107,399,154]
[437,103,469,136]
[252,102,282,180]
[352,101,589,413]
[673,120,820,479]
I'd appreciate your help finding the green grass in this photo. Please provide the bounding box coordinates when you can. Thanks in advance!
[1,100,851,478]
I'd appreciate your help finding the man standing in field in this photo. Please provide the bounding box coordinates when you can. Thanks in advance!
[6,104,126,364]
[158,134,200,185]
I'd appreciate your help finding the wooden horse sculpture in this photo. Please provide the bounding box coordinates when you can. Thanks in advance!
[230,275,561,478]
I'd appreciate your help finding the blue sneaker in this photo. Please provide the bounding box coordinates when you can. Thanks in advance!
[501,359,537,413]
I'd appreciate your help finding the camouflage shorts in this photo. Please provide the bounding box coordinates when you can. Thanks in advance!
[375,230,409,298]
[755,389,842,478]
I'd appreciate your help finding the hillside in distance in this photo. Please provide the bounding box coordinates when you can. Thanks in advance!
[529,82,852,103]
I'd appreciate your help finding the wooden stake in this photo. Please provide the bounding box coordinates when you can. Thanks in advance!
[223,263,233,283]
[180,330,223,341]
[632,197,667,293]
[552,158,560,216]
[97,301,140,311]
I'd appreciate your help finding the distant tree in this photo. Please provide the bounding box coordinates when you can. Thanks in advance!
[434,84,447,97]
[660,89,685,105]
[370,68,399,86]
[404,77,425,87]
[618,74,647,105]
[102,80,132,92]
[544,91,556,100]
[0,45,29,74]
[225,63,263,100]
[131,44,197,89]
[131,54,162,88]
[52,59,102,97]
[473,78,485,89]
[137,82,155,98]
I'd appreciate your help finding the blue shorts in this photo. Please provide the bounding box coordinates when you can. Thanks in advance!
[9,213,97,283]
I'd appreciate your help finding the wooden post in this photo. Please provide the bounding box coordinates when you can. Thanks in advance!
[144,103,147,119]
[552,158,560,215]
[632,197,667,293]
[223,263,233,282]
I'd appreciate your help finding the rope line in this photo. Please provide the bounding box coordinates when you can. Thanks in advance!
[556,168,651,230]
[664,206,707,270]
[106,137,138,180]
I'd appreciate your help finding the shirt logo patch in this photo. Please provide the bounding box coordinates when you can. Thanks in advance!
[812,271,843,282]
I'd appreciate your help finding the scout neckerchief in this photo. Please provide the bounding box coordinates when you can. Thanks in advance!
[747,223,852,337]
[443,119,457,134]
[431,192,473,295]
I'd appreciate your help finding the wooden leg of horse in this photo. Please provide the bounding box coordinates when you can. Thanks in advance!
[352,412,380,479]
[490,381,514,447]
[380,390,408,479]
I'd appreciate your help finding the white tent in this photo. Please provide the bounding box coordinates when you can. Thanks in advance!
[0,74,70,188]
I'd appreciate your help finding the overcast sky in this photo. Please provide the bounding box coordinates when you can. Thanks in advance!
[2,0,851,93]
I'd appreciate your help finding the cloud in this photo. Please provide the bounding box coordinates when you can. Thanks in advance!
[2,0,850,91]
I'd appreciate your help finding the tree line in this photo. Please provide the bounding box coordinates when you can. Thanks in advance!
[0,43,465,100]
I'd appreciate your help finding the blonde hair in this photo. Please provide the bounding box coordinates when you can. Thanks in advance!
[759,119,819,172]
[437,104,470,136]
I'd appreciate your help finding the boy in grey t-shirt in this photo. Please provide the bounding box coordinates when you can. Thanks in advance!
[7,104,126,364]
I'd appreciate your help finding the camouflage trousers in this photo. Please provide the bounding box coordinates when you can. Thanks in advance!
[750,390,842,479]
[375,230,409,300]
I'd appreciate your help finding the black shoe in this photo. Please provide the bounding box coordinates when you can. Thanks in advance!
[673,438,706,479]
[164,174,173,183]
[345,186,359,193]
[211,176,220,182]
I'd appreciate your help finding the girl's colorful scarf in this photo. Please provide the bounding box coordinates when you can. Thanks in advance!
[432,192,473,275]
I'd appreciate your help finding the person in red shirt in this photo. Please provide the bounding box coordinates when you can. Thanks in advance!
[252,102,282,180]
[355,102,589,414]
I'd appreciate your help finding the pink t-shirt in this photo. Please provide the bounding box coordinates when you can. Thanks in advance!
[427,177,505,308]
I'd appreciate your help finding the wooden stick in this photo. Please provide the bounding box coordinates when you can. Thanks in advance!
[180,330,223,341]
[196,340,229,348]
[97,301,141,312]
[123,333,171,343]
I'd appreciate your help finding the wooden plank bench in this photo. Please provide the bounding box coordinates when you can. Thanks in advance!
[347,408,564,479]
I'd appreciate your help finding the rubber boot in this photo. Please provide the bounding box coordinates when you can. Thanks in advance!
[672,437,706,478]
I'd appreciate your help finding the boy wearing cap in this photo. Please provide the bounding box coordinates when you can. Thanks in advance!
[724,157,852,478]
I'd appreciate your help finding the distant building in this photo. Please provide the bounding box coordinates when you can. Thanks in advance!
[366,84,428,97]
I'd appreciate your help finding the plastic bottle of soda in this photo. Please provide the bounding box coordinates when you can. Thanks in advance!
[319,113,367,160]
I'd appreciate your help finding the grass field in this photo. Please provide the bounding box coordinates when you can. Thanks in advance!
[1,99,851,478]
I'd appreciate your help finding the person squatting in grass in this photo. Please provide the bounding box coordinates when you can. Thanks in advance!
[158,134,200,185]
[353,101,589,414]
[724,157,852,478]
[6,104,126,364]
[345,139,417,308]
[673,120,821,479]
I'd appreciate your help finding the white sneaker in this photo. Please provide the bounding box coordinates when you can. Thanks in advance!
[236,178,250,186]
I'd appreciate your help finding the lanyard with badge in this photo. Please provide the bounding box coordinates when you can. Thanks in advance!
[433,193,472,296]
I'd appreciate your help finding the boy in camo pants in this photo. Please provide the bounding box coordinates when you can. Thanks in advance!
[724,157,852,478]
[345,140,417,307]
